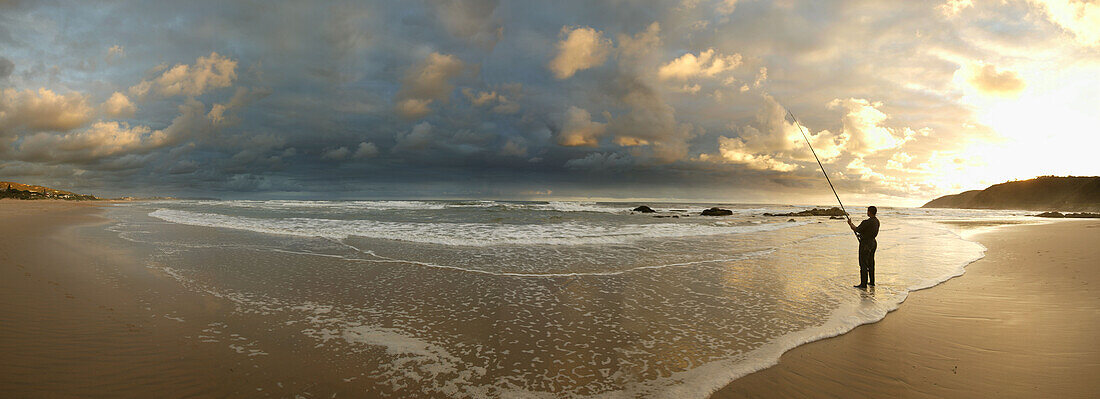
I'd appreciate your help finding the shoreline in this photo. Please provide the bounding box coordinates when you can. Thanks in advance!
[711,219,1100,398]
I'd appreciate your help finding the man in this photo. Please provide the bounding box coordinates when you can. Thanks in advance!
[847,206,879,289]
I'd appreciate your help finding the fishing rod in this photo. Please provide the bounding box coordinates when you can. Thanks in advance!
[785,107,859,239]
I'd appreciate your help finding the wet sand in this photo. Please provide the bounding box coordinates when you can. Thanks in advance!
[713,219,1100,398]
[0,201,336,397]
[0,200,218,396]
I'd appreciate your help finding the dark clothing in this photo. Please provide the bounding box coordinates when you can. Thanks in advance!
[859,240,876,286]
[854,217,879,244]
[855,217,879,286]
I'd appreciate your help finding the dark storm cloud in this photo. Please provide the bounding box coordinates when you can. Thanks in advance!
[0,0,1095,203]
[0,57,13,79]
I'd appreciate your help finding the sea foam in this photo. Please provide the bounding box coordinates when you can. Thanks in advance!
[148,208,805,246]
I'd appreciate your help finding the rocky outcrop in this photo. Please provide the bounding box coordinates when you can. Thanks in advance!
[701,207,733,216]
[1034,211,1100,218]
[764,207,846,217]
[632,205,656,213]
[922,176,1100,212]
[1066,213,1100,218]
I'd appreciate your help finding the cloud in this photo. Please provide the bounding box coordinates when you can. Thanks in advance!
[106,45,125,62]
[463,89,498,106]
[207,104,228,124]
[846,157,889,181]
[679,0,701,10]
[703,136,798,172]
[886,151,913,169]
[128,81,152,98]
[395,99,433,120]
[17,121,165,163]
[0,57,13,79]
[461,86,521,114]
[499,138,527,156]
[964,62,1026,96]
[321,146,351,160]
[699,95,851,171]
[657,49,742,81]
[548,26,612,79]
[1029,0,1100,46]
[225,134,291,167]
[617,22,661,60]
[131,52,237,98]
[937,0,973,16]
[208,87,269,125]
[102,92,136,118]
[14,95,217,165]
[740,95,848,161]
[557,106,606,147]
[564,152,634,170]
[395,52,465,119]
[717,0,738,15]
[677,84,702,94]
[395,121,435,150]
[0,88,93,134]
[434,0,503,49]
[753,67,767,88]
[354,142,379,158]
[604,75,696,163]
[829,98,913,155]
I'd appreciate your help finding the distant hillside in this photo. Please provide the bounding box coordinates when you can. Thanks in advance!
[0,181,98,200]
[922,176,1100,211]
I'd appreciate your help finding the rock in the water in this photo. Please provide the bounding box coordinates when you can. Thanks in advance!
[1034,211,1100,218]
[787,218,796,222]
[764,207,847,217]
[701,207,733,216]
[633,205,656,213]
[1066,212,1100,218]
[829,216,845,220]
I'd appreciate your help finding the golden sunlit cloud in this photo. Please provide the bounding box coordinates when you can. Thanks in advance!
[965,62,1026,97]
[549,26,612,79]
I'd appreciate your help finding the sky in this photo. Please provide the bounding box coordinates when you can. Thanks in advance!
[0,0,1098,205]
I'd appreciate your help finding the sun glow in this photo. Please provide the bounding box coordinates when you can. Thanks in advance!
[953,63,1100,190]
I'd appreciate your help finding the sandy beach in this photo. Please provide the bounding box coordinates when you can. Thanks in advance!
[713,219,1100,398]
[2,200,1098,397]
[0,200,285,397]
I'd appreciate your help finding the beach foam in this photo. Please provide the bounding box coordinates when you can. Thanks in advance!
[148,208,805,247]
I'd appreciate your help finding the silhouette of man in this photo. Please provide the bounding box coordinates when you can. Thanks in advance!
[847,206,879,288]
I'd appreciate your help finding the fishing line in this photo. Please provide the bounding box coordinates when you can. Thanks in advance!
[784,107,859,239]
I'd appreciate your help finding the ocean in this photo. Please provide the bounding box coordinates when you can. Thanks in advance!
[102,200,1008,397]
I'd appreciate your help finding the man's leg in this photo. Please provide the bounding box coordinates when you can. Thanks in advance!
[858,247,869,286]
[867,243,876,286]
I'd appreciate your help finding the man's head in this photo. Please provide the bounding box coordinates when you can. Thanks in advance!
[867,206,877,217]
